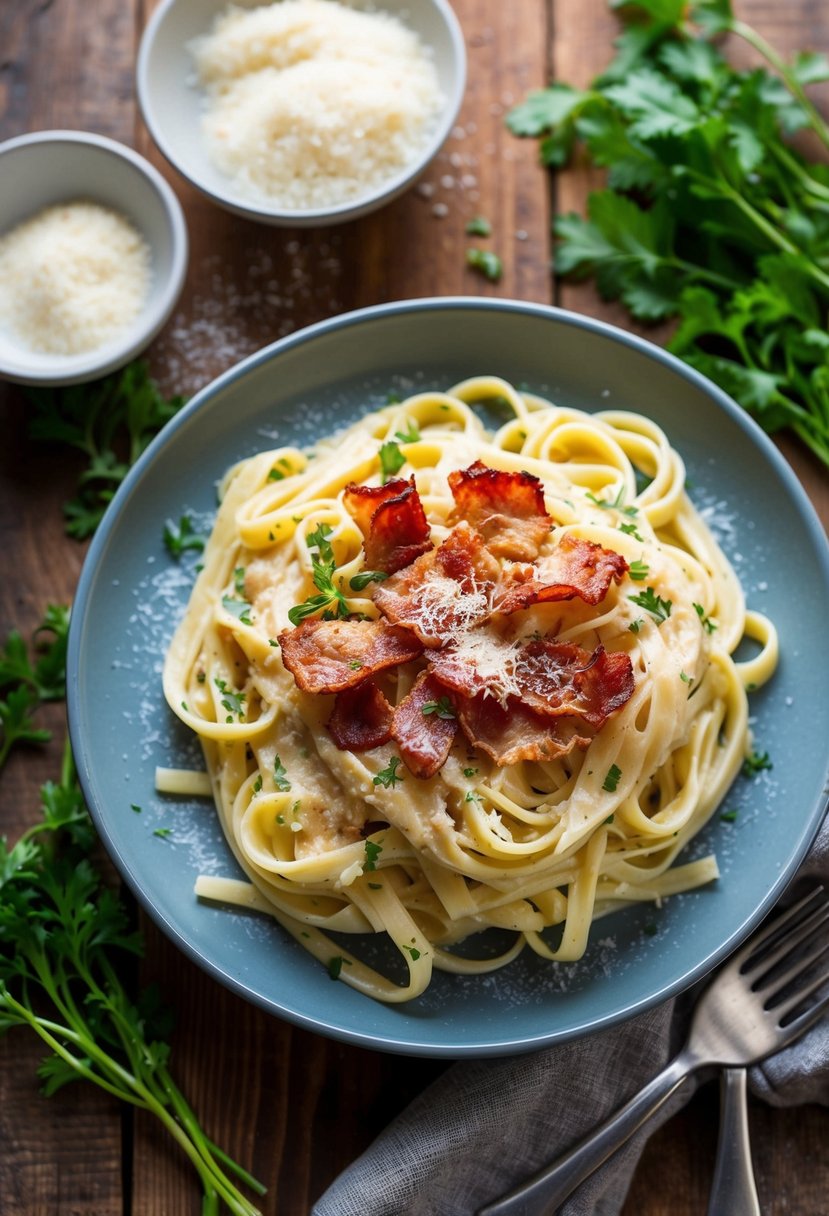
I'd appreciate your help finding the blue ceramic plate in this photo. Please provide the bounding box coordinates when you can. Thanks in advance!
[67,299,829,1057]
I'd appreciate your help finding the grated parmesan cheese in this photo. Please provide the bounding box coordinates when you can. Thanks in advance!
[0,201,151,356]
[190,0,444,210]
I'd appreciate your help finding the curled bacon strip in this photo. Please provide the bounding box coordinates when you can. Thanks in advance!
[455,694,590,767]
[390,671,458,780]
[430,634,634,730]
[328,681,393,752]
[373,523,496,647]
[495,534,629,613]
[278,618,422,695]
[343,477,432,575]
[448,461,552,560]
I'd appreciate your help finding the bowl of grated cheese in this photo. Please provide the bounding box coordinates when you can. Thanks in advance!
[0,130,188,386]
[137,0,466,226]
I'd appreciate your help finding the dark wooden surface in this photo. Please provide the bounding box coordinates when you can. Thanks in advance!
[1,1,827,1212]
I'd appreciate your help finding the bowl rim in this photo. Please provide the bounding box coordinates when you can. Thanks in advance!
[0,128,189,386]
[136,0,468,225]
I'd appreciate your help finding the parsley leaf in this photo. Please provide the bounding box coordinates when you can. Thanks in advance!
[26,362,185,539]
[163,514,205,560]
[373,757,404,789]
[363,840,383,871]
[602,764,623,793]
[349,570,389,591]
[629,558,649,581]
[0,606,69,770]
[466,248,503,282]
[465,215,492,236]
[629,586,672,623]
[378,441,406,483]
[742,749,773,777]
[273,754,291,791]
[421,697,456,720]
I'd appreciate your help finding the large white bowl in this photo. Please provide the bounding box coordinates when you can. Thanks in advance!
[137,0,467,227]
[0,130,188,387]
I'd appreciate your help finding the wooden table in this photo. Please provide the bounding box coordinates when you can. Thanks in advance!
[1,1,827,1212]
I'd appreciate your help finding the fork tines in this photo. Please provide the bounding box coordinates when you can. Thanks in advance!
[739,885,829,1026]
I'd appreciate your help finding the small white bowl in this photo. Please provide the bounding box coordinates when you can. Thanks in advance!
[137,0,467,227]
[0,130,188,386]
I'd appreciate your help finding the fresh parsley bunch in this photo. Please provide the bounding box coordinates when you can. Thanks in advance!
[0,739,264,1215]
[508,0,829,468]
[0,604,69,770]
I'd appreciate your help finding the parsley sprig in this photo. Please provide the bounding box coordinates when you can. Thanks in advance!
[0,739,264,1213]
[0,605,69,771]
[26,362,185,539]
[629,586,672,623]
[508,0,829,469]
[288,523,350,626]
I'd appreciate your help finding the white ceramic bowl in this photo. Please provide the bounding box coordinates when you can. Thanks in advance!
[137,0,467,227]
[0,130,188,387]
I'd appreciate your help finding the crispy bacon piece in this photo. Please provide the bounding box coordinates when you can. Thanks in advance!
[495,534,629,613]
[343,477,432,574]
[448,461,552,560]
[430,634,634,729]
[279,618,422,694]
[373,523,496,647]
[328,681,393,752]
[390,671,458,780]
[516,640,634,728]
[455,694,590,767]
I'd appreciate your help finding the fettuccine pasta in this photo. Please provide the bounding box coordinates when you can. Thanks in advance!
[161,378,776,1002]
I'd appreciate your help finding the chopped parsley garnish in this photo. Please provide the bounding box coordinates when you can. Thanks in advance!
[363,840,383,871]
[221,596,253,626]
[629,558,649,581]
[619,521,644,541]
[421,696,456,720]
[349,570,389,591]
[464,790,481,803]
[720,808,739,823]
[465,215,492,236]
[402,944,422,961]
[267,468,284,481]
[273,754,291,791]
[629,587,672,623]
[466,247,503,282]
[373,757,404,789]
[348,660,363,671]
[288,522,350,625]
[163,514,205,560]
[130,803,142,814]
[463,767,478,778]
[742,749,773,777]
[328,956,345,980]
[252,775,263,793]
[379,440,406,483]
[214,678,245,721]
[693,603,718,634]
[602,764,622,793]
[586,485,638,517]
[153,827,172,840]
[394,422,421,444]
[628,618,643,634]
[680,671,693,685]
[233,567,246,595]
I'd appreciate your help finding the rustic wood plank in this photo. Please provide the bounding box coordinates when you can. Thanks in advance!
[0,0,138,1209]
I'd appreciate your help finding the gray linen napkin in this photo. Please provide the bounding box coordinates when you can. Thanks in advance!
[313,815,828,1216]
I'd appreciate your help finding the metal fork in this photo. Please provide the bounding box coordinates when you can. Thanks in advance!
[706,1068,760,1216]
[477,885,829,1216]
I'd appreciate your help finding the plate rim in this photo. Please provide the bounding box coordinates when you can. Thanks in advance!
[67,296,829,1056]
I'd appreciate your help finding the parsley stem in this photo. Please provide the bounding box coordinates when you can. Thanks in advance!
[730,19,829,155]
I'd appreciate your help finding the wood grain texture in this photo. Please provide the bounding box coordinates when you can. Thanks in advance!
[0,0,827,1214]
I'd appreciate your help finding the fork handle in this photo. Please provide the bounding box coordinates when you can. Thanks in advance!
[476,1050,698,1216]
[706,1068,761,1216]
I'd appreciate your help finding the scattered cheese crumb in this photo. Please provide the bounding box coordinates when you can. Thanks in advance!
[0,201,151,356]
[190,0,444,210]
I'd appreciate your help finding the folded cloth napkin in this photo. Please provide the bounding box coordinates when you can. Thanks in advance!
[313,814,828,1216]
